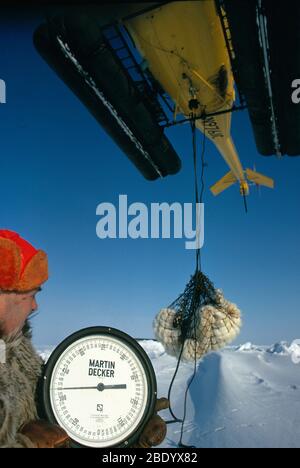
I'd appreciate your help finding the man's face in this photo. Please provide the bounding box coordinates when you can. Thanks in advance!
[0,288,41,337]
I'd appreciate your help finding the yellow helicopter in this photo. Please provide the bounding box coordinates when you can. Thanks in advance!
[34,1,275,198]
[124,0,274,197]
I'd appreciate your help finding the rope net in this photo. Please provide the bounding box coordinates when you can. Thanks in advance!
[154,271,241,362]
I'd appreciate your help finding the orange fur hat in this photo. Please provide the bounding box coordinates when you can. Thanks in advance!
[0,230,48,292]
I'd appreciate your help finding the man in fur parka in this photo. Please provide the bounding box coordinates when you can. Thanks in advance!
[0,230,168,448]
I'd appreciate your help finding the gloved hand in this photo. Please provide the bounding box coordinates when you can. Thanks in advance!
[132,397,169,448]
[19,420,70,448]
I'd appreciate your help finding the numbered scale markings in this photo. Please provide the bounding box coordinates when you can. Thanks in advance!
[43,327,157,448]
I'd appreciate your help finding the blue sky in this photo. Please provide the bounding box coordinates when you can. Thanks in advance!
[1,15,300,347]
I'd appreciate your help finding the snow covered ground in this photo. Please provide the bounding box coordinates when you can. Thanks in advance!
[38,339,300,449]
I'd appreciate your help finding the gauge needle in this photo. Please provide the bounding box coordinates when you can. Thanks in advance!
[58,383,127,391]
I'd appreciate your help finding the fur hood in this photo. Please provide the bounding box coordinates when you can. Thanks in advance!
[0,322,43,447]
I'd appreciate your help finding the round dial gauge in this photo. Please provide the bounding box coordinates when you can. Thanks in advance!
[42,327,157,448]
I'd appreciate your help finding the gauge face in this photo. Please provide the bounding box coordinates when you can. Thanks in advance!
[43,328,157,448]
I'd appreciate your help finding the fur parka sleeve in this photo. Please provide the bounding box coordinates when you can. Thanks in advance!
[0,396,36,447]
[0,327,43,448]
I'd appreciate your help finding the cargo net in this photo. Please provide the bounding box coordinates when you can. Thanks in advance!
[154,270,241,362]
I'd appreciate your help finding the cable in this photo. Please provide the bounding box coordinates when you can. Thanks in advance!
[191,114,206,273]
[166,342,184,424]
[166,115,207,448]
